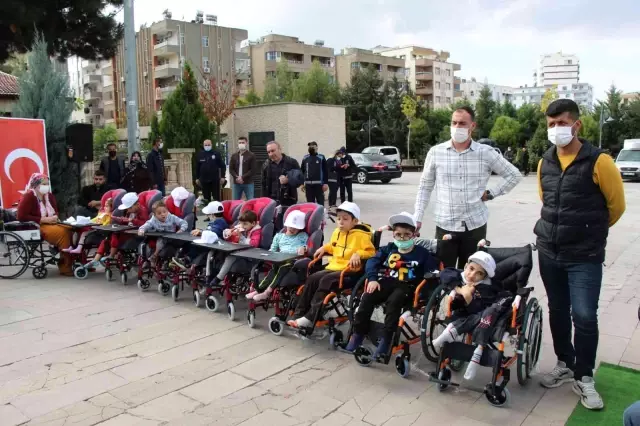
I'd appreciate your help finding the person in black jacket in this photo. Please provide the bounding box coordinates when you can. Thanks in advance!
[196,139,226,203]
[121,151,153,194]
[262,141,303,207]
[326,150,340,208]
[301,141,328,205]
[336,147,356,202]
[146,138,166,195]
[75,170,108,217]
[99,143,126,189]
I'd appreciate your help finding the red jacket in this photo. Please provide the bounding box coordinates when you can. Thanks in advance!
[111,205,149,227]
[226,225,262,248]
[17,191,58,224]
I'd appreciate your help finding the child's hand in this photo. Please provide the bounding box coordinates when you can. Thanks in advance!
[313,247,326,259]
[138,229,145,236]
[456,283,476,304]
[297,246,307,256]
[349,253,361,270]
[223,229,232,239]
[366,280,380,293]
[377,225,391,232]
[191,229,202,236]
[442,234,452,241]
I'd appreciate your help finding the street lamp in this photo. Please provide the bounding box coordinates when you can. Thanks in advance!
[598,108,615,149]
[360,116,378,147]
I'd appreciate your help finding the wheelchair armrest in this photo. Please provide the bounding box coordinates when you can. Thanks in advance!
[423,270,440,280]
[517,287,533,297]
[293,257,312,271]
[5,221,41,229]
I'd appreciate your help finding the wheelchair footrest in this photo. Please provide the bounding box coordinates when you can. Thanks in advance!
[428,372,460,387]
[440,342,503,367]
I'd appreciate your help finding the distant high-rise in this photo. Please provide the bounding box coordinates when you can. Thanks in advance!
[535,52,580,87]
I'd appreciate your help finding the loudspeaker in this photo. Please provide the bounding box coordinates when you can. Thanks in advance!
[66,123,94,162]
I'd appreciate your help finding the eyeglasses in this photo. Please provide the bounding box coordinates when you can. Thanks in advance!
[393,233,413,241]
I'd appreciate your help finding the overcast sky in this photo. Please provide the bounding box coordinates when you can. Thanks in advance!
[114,0,639,102]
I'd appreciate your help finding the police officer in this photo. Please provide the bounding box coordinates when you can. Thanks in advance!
[195,139,226,203]
[337,147,356,203]
[326,150,340,208]
[301,141,328,205]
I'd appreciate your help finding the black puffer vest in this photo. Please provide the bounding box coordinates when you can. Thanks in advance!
[533,141,608,263]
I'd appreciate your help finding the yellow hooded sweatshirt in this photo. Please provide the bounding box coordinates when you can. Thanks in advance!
[322,223,376,271]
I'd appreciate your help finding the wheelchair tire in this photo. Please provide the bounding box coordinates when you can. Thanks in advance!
[32,265,48,279]
[73,266,88,280]
[0,230,30,279]
[517,297,543,386]
[420,283,448,362]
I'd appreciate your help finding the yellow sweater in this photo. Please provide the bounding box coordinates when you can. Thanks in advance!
[537,153,625,227]
[91,212,112,226]
[322,224,376,271]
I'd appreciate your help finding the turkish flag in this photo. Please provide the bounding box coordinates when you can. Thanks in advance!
[0,118,49,207]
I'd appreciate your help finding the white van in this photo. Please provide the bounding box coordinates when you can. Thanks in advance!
[616,139,640,181]
[361,146,401,164]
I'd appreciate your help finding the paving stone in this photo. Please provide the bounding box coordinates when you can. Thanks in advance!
[0,404,30,426]
[180,371,254,404]
[128,391,201,422]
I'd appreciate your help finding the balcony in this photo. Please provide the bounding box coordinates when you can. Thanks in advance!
[416,86,433,96]
[454,90,463,97]
[415,71,433,81]
[154,63,181,79]
[85,106,104,116]
[83,75,101,86]
[84,89,100,101]
[155,86,177,100]
[453,63,461,71]
[154,40,180,57]
[415,58,434,67]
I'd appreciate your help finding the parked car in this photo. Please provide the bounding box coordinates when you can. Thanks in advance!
[351,153,403,184]
[616,139,640,181]
[477,138,502,156]
[361,146,401,164]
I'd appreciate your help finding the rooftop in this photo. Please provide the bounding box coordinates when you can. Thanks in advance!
[0,71,19,96]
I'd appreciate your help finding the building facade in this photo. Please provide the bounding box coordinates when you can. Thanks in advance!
[81,60,110,127]
[335,48,406,88]
[456,77,514,104]
[248,34,335,95]
[622,92,640,105]
[373,45,461,109]
[511,82,594,110]
[535,52,580,87]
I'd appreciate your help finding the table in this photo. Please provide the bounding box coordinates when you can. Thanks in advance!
[94,224,136,233]
[126,231,200,243]
[61,223,100,230]
[231,248,300,264]
[191,240,250,253]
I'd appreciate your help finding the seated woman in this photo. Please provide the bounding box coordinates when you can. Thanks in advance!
[16,173,73,276]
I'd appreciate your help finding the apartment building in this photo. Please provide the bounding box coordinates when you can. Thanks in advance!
[622,92,640,105]
[373,45,461,109]
[335,48,406,87]
[535,52,580,87]
[511,82,594,110]
[81,60,110,127]
[248,34,335,95]
[457,77,514,104]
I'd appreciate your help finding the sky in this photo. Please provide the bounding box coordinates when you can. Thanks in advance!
[112,0,639,102]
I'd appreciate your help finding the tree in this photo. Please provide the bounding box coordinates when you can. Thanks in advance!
[291,60,340,104]
[540,85,558,113]
[401,95,418,159]
[236,88,261,106]
[579,114,599,144]
[1,0,124,62]
[200,75,237,148]
[14,34,76,217]
[489,116,521,150]
[159,63,214,151]
[93,125,118,158]
[378,77,409,156]
[621,98,640,141]
[474,85,497,139]
[601,84,626,150]
[148,114,160,146]
[342,65,384,151]
[501,99,517,118]
[0,53,28,76]
[262,62,294,103]
[516,103,543,143]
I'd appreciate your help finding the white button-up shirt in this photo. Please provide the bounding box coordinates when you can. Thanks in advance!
[414,140,522,232]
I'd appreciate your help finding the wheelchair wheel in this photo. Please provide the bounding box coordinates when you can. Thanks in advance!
[0,231,30,279]
[354,346,373,366]
[73,266,88,280]
[437,366,452,392]
[32,265,48,279]
[395,354,411,378]
[420,283,448,362]
[348,276,367,320]
[517,297,543,385]
[485,386,511,408]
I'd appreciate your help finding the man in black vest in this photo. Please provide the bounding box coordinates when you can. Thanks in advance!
[301,141,328,205]
[535,99,626,410]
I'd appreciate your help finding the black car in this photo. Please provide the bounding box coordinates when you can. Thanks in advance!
[351,153,402,184]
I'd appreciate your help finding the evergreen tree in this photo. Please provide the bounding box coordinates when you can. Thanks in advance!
[14,34,76,217]
[501,98,517,118]
[474,85,497,138]
[148,114,160,146]
[159,63,214,150]
[342,65,384,151]
[292,60,340,104]
[602,84,625,150]
[262,62,295,103]
[489,116,521,150]
[516,103,543,142]
[379,77,409,155]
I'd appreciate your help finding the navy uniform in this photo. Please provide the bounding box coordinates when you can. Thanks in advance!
[301,142,328,205]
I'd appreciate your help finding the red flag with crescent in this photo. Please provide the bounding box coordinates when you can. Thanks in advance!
[0,118,49,207]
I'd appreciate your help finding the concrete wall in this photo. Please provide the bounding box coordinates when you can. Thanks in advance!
[0,97,17,115]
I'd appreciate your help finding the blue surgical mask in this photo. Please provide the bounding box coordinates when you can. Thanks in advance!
[393,238,415,250]
[204,146,212,152]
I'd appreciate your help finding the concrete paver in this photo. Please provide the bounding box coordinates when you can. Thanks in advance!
[0,174,638,426]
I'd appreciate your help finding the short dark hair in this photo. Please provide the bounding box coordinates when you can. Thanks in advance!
[545,99,580,121]
[239,210,258,223]
[94,170,105,177]
[153,138,162,144]
[152,200,167,212]
[238,136,248,142]
[392,223,416,233]
[308,141,318,147]
[455,106,475,121]
[107,143,117,149]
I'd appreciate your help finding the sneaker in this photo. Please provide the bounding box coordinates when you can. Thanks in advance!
[344,333,364,352]
[572,376,604,410]
[245,290,258,300]
[540,361,575,389]
[373,337,390,359]
[171,257,187,271]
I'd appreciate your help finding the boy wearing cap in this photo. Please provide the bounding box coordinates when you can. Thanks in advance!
[345,212,440,357]
[432,250,513,380]
[288,201,375,329]
[247,210,310,302]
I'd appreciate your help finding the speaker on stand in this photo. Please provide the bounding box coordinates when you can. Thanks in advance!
[66,123,94,199]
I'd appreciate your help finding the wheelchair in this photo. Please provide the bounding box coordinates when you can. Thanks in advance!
[425,243,543,408]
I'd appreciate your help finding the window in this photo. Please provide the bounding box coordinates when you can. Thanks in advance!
[446,69,451,77]
[265,51,277,61]
[446,83,451,90]
[470,90,475,96]
[568,60,573,65]
[351,62,361,69]
[202,57,209,68]
[446,97,451,103]
[563,86,567,90]
[180,32,184,45]
[380,148,398,156]
[435,67,440,75]
[436,96,441,103]
[202,36,209,47]
[436,81,441,89]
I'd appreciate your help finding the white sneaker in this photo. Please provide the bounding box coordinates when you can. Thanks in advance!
[540,361,575,388]
[572,376,604,410]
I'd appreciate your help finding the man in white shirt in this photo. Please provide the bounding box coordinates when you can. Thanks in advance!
[413,106,522,268]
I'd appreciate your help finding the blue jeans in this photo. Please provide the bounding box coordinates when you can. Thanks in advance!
[625,401,640,426]
[538,252,602,379]
[232,183,254,200]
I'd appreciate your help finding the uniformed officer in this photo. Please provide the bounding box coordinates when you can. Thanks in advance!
[301,141,328,205]
[195,139,226,203]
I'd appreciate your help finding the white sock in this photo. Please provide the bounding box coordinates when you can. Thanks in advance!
[295,317,313,328]
[433,324,458,348]
[464,346,484,380]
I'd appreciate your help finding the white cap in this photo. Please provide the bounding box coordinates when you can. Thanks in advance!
[118,192,139,210]
[202,201,224,215]
[194,230,219,244]
[171,186,189,201]
[336,201,360,220]
[468,251,496,278]
[388,211,417,229]
[284,210,306,230]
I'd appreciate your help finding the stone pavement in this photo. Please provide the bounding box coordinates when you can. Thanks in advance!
[1,174,639,426]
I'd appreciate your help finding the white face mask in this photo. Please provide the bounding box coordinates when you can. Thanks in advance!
[158,143,164,149]
[547,125,575,147]
[39,185,51,194]
[238,143,247,150]
[451,127,470,144]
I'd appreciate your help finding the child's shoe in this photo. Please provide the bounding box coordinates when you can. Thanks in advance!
[69,245,83,254]
[287,317,312,329]
[432,324,458,349]
[464,346,483,380]
[208,277,221,288]
[344,333,364,352]
[373,337,391,359]
[252,288,272,302]
[170,257,187,271]
[62,246,74,253]
[245,290,259,300]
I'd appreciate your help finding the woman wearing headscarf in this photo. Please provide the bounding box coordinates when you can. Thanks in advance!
[16,173,73,275]
[121,151,152,193]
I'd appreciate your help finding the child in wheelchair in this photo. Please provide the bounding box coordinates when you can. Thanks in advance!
[346,212,440,358]
[138,200,188,262]
[246,210,308,302]
[62,198,113,254]
[287,201,375,330]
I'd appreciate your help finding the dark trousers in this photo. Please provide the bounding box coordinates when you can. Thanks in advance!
[538,252,602,379]
[201,180,220,202]
[258,263,295,290]
[305,184,325,205]
[294,269,358,321]
[328,181,338,206]
[339,177,353,203]
[451,296,512,346]
[435,223,487,269]
[156,181,166,196]
[353,278,410,340]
